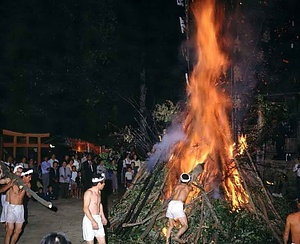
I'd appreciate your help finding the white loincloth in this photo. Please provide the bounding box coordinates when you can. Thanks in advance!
[6,204,24,224]
[82,214,105,241]
[0,194,8,223]
[166,200,186,219]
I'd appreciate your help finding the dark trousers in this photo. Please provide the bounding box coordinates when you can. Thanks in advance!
[42,173,49,194]
[52,182,59,199]
[60,183,69,199]
[296,177,300,199]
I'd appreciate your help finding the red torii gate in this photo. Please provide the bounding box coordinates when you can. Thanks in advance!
[1,129,50,163]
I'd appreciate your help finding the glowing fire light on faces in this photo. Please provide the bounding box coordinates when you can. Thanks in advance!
[164,0,248,209]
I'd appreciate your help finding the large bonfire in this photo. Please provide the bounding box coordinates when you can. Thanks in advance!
[109,0,285,243]
[164,0,248,209]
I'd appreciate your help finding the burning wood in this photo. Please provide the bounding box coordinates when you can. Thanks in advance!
[238,134,248,155]
[164,0,248,210]
[109,0,285,243]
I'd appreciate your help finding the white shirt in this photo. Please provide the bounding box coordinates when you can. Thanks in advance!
[123,158,131,168]
[125,171,133,181]
[48,158,59,168]
[73,159,80,171]
[132,159,141,171]
[71,171,78,181]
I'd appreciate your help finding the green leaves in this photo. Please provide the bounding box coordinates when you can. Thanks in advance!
[152,100,179,123]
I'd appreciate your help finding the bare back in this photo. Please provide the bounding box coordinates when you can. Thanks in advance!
[172,183,192,203]
[285,212,300,244]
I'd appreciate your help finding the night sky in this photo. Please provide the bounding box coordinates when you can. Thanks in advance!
[0,0,299,144]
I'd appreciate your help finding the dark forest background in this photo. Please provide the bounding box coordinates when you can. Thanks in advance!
[0,0,299,145]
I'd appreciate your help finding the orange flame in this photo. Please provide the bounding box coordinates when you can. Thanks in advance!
[161,227,167,237]
[238,134,247,155]
[165,0,248,209]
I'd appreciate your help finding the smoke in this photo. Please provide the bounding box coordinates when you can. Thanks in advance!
[146,121,186,171]
[228,4,266,127]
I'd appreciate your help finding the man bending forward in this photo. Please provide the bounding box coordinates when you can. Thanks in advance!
[82,173,107,244]
[166,173,192,244]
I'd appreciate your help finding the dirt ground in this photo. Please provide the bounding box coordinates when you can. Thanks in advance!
[0,191,121,244]
[0,198,84,243]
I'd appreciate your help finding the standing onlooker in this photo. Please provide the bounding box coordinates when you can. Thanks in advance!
[73,154,81,171]
[122,153,131,184]
[41,156,50,194]
[64,155,70,164]
[293,157,300,200]
[76,171,84,198]
[130,162,136,176]
[81,153,87,164]
[59,161,71,199]
[50,161,60,199]
[48,154,59,168]
[70,166,78,198]
[6,156,14,168]
[112,169,118,194]
[125,167,133,189]
[123,153,131,168]
[82,155,97,192]
[20,156,29,169]
[67,159,74,172]
[131,154,141,173]
[97,160,106,175]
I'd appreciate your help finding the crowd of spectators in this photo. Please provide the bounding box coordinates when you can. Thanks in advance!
[1,150,144,201]
[0,149,145,243]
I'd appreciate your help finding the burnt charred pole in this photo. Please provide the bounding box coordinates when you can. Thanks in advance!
[176,0,191,84]
[0,161,58,212]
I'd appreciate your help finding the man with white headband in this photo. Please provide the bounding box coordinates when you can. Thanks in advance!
[4,166,31,244]
[82,173,107,244]
[0,165,23,229]
[165,173,193,244]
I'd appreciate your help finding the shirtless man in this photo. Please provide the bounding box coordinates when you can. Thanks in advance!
[5,167,31,244]
[82,173,107,244]
[166,173,192,244]
[0,165,23,229]
[284,200,300,244]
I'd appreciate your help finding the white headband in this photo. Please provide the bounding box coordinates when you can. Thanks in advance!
[92,173,105,183]
[21,169,33,177]
[92,178,104,183]
[13,165,23,173]
[180,173,191,183]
